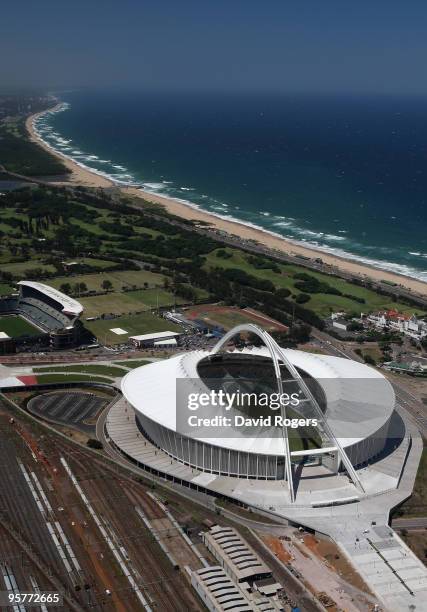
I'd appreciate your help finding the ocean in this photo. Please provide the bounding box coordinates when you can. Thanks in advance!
[34,90,427,282]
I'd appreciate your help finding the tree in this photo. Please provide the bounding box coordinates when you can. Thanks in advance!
[87,439,103,450]
[102,279,113,292]
[363,354,376,366]
[295,293,310,304]
[288,323,311,344]
[73,282,87,296]
[60,282,72,295]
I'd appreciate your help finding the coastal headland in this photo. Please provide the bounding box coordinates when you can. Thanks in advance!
[25,107,427,297]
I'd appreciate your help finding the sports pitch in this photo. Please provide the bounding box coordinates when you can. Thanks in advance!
[84,312,181,345]
[0,315,40,338]
[185,304,287,332]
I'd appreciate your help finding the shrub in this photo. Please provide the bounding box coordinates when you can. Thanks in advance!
[87,439,103,450]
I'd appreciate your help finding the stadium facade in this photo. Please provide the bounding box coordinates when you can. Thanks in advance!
[121,324,397,503]
[0,280,83,350]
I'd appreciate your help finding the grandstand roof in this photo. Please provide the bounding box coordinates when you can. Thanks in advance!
[17,281,83,316]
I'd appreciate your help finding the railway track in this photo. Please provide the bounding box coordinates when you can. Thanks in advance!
[78,466,201,610]
[25,433,203,610]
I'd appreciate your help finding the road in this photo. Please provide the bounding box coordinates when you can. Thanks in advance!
[392,517,427,529]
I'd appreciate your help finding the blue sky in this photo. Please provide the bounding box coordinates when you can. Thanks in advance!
[1,0,426,94]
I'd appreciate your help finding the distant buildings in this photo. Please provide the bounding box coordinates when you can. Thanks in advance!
[383,360,427,376]
[365,310,427,340]
[331,317,350,332]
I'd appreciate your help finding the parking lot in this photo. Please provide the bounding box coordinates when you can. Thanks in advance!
[27,391,107,433]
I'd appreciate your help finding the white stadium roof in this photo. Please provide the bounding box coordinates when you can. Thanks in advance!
[18,281,83,316]
[121,346,395,456]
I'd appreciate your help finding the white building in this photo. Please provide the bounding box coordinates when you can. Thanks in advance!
[366,310,427,340]
[129,330,181,348]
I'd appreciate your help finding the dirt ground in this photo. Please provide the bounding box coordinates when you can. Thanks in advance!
[186,303,287,332]
[398,529,427,565]
[303,533,370,593]
[260,529,376,612]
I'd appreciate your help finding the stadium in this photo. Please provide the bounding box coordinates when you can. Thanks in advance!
[117,324,403,504]
[0,280,83,351]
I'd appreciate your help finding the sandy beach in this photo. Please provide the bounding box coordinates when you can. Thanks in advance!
[25,106,114,188]
[25,108,427,296]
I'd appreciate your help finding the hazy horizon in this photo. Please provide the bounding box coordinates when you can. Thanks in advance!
[1,0,427,96]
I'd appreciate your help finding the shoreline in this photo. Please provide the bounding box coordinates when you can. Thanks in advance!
[25,106,427,296]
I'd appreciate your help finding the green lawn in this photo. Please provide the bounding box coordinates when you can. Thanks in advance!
[72,257,120,269]
[85,312,181,345]
[113,359,151,369]
[0,283,15,296]
[205,248,425,317]
[48,269,166,293]
[34,364,127,377]
[0,315,40,337]
[1,260,56,274]
[80,288,183,317]
[36,373,112,384]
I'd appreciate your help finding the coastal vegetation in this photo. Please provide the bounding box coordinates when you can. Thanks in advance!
[0,181,424,346]
[0,96,70,176]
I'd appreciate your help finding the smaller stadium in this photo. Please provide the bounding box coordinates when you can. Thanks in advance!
[0,280,83,352]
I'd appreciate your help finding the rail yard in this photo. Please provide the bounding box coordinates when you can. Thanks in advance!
[0,396,204,611]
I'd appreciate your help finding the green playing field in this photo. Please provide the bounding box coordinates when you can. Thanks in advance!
[0,315,40,337]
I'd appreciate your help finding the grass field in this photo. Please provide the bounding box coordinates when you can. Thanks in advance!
[0,315,40,337]
[48,269,166,293]
[113,359,151,369]
[0,283,15,296]
[1,260,56,274]
[205,248,425,317]
[85,312,181,345]
[36,373,112,384]
[359,346,383,363]
[80,288,184,317]
[34,364,128,377]
[78,257,120,268]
